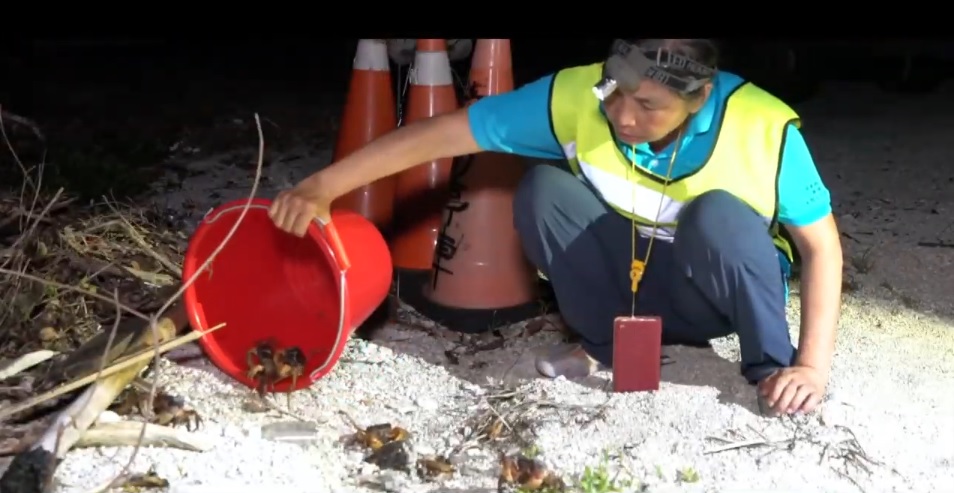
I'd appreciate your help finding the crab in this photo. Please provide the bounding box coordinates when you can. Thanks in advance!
[416,455,455,479]
[110,384,203,432]
[246,341,278,397]
[152,392,203,432]
[498,452,565,492]
[338,411,413,471]
[272,346,306,407]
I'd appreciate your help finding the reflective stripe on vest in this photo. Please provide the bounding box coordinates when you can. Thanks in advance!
[548,63,799,261]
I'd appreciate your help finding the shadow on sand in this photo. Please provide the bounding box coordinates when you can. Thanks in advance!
[356,294,762,417]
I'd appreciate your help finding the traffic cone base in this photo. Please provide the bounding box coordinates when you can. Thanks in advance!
[332,39,398,230]
[397,268,556,335]
[391,39,460,272]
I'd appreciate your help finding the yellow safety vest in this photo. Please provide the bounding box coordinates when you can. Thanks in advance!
[549,62,800,262]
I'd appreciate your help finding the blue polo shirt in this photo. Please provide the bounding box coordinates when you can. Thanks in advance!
[466,70,832,229]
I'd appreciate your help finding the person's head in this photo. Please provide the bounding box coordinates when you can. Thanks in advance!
[600,39,719,145]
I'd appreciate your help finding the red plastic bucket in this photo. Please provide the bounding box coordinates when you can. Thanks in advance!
[182,197,392,392]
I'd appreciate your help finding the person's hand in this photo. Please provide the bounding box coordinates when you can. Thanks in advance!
[757,365,827,416]
[268,177,332,237]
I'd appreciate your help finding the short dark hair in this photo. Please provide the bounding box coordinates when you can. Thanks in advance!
[626,38,720,99]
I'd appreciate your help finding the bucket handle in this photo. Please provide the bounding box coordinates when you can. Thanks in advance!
[315,217,351,272]
[310,217,350,384]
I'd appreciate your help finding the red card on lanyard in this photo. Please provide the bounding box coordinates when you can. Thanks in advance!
[612,315,662,392]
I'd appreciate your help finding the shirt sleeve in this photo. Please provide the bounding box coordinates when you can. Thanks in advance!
[776,123,833,226]
[466,73,566,160]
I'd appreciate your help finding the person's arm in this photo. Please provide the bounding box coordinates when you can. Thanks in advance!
[317,109,476,199]
[303,74,565,202]
[776,123,843,381]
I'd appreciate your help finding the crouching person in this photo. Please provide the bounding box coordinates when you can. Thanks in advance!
[268,38,844,417]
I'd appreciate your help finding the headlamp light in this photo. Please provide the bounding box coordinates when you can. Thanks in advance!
[593,39,716,100]
[592,76,618,101]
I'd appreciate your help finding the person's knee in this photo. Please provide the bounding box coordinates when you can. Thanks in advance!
[513,163,618,272]
[679,189,758,230]
[675,189,774,261]
[512,164,579,236]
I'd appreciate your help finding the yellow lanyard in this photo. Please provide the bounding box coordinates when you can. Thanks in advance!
[628,128,683,317]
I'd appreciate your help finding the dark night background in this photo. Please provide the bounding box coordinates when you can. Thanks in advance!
[2,38,953,198]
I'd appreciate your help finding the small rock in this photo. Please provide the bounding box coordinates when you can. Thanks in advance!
[415,444,436,456]
[221,424,244,439]
[819,400,853,428]
[95,410,121,424]
[39,327,58,342]
[459,381,483,395]
[464,447,485,458]
[415,397,438,411]
[379,471,409,492]
[243,424,262,440]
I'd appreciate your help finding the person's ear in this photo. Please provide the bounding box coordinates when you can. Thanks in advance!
[687,82,714,114]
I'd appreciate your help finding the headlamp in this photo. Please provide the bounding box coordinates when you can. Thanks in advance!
[593,76,618,101]
[593,39,717,101]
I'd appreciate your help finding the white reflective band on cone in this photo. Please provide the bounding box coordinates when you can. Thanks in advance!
[410,51,453,86]
[353,39,390,71]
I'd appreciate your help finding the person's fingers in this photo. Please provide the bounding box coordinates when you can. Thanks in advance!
[271,196,291,231]
[757,371,779,397]
[292,212,313,238]
[285,198,310,234]
[268,193,283,220]
[773,380,801,414]
[788,385,814,414]
[285,210,303,235]
[269,191,325,237]
[798,391,824,415]
[765,372,791,407]
[273,203,289,232]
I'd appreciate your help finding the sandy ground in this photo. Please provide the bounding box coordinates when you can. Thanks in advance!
[41,79,954,492]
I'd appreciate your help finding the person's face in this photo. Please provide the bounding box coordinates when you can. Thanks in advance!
[603,79,712,145]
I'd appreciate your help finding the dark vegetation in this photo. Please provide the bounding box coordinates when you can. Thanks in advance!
[3,38,952,200]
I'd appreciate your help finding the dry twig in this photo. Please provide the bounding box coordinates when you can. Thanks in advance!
[97,113,267,491]
[704,418,905,492]
[0,106,267,490]
[449,383,590,461]
[75,420,214,452]
[103,197,183,278]
[0,323,224,421]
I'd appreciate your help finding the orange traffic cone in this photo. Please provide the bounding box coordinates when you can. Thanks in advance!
[390,39,459,272]
[410,39,544,334]
[331,39,398,231]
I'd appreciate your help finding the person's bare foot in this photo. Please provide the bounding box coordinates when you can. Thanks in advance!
[535,343,601,379]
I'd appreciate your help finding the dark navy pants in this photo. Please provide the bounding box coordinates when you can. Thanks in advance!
[513,164,797,384]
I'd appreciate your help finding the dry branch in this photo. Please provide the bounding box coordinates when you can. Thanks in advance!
[33,319,178,458]
[0,351,59,380]
[96,112,266,492]
[103,199,182,279]
[0,110,266,493]
[0,321,224,422]
[76,421,214,452]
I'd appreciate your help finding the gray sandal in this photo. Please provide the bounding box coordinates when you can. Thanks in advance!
[535,344,602,379]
